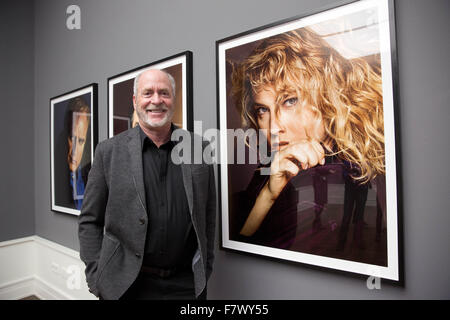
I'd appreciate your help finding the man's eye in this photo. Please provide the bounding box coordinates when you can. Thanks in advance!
[283,97,298,107]
[78,138,86,145]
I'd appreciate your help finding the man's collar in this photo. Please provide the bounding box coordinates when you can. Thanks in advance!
[138,123,177,150]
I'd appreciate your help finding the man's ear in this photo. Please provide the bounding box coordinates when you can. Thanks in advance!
[132,95,137,109]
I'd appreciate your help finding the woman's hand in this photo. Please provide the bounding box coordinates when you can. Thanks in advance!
[240,140,325,236]
[267,140,325,200]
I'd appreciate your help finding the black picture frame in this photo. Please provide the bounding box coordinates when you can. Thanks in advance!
[107,51,193,137]
[216,0,402,282]
[50,83,98,216]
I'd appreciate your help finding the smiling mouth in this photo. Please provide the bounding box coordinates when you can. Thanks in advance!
[146,109,166,113]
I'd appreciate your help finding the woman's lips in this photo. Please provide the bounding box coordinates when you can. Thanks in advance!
[271,141,288,151]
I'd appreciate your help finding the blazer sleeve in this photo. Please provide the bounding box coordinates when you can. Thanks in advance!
[78,142,108,297]
[205,163,217,280]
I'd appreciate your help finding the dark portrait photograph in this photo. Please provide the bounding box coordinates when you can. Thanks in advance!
[50,84,98,215]
[217,0,400,281]
[108,51,192,137]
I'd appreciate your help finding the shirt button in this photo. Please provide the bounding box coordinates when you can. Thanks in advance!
[135,253,141,258]
[139,218,146,225]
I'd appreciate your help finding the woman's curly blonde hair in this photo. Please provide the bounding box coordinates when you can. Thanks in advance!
[231,28,385,182]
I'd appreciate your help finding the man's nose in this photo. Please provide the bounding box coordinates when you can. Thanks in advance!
[150,93,163,105]
[71,138,78,154]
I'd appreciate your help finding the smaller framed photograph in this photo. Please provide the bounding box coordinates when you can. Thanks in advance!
[50,83,98,215]
[107,51,193,137]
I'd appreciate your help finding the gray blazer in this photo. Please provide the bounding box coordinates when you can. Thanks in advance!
[78,126,216,300]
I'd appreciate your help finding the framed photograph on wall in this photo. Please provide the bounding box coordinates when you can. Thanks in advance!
[107,51,193,137]
[50,83,98,215]
[216,0,401,281]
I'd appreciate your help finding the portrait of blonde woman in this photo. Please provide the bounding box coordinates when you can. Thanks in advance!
[226,25,388,266]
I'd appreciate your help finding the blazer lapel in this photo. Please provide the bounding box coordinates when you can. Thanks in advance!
[173,124,194,217]
[181,162,194,217]
[127,127,147,213]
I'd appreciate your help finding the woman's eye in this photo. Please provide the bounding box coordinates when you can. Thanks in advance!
[255,106,269,116]
[283,97,298,107]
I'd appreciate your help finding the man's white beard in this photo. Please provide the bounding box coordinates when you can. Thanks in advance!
[136,103,174,128]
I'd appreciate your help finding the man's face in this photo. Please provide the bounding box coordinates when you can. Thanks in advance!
[133,69,175,130]
[67,113,89,172]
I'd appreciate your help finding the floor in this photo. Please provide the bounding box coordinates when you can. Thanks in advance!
[289,203,388,266]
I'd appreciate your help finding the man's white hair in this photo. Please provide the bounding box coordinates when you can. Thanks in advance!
[133,68,176,98]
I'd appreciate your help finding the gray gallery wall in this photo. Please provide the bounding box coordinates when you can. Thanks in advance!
[0,0,35,242]
[2,0,449,299]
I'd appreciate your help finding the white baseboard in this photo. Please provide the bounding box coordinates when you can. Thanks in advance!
[0,276,36,300]
[0,236,97,300]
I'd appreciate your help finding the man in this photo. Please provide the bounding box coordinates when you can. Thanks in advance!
[54,97,91,210]
[78,69,216,300]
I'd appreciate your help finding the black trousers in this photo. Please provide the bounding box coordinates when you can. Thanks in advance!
[338,179,369,245]
[119,268,206,300]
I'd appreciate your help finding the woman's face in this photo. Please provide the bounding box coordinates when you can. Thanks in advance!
[252,84,325,151]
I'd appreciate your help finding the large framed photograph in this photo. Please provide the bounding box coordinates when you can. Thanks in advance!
[108,51,193,137]
[216,0,401,281]
[50,83,98,215]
